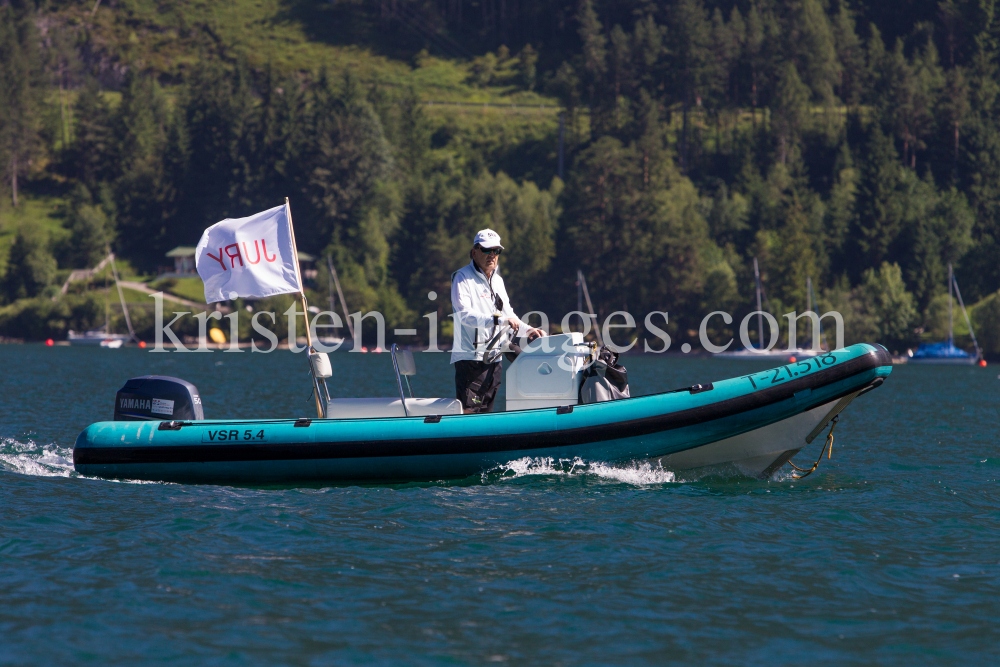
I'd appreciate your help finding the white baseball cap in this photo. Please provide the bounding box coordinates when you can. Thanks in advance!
[473,229,504,249]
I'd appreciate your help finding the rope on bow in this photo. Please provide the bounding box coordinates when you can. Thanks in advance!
[787,414,839,479]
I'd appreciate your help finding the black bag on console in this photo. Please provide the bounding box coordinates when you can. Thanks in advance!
[579,346,630,404]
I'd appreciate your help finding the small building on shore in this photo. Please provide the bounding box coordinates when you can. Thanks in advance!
[165,247,198,275]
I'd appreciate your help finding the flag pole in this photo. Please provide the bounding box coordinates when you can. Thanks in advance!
[285,197,324,419]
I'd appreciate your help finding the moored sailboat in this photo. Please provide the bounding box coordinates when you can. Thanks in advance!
[68,251,138,348]
[910,264,980,365]
[715,259,824,360]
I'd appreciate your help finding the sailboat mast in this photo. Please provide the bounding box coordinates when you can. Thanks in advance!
[327,255,355,341]
[951,271,982,360]
[753,258,763,350]
[327,262,335,313]
[577,269,604,347]
[948,263,954,346]
[108,250,137,342]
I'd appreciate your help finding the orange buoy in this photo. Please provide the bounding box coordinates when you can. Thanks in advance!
[45,339,54,346]
[139,340,147,349]
[979,359,987,367]
[788,356,797,363]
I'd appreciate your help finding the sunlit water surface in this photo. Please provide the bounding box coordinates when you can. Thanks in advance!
[2,345,999,664]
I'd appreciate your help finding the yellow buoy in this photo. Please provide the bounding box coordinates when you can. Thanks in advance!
[209,327,226,344]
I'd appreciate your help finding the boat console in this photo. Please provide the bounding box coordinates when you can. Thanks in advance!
[505,333,591,411]
[320,333,591,418]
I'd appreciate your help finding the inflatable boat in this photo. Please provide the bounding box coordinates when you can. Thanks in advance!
[73,337,891,484]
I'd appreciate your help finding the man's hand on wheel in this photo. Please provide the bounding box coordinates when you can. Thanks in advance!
[506,317,520,334]
[526,327,545,342]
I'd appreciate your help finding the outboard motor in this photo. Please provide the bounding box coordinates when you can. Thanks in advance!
[114,376,204,421]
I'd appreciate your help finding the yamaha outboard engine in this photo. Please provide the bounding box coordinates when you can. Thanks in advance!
[114,376,204,421]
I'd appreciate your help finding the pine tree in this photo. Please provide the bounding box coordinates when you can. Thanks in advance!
[518,44,538,91]
[608,24,633,131]
[707,8,734,106]
[937,67,969,183]
[668,0,711,172]
[727,7,746,107]
[178,62,254,232]
[632,12,664,87]
[825,141,857,265]
[908,36,944,170]
[787,0,840,105]
[66,78,115,189]
[852,122,904,277]
[258,70,306,212]
[46,25,80,152]
[743,3,767,127]
[307,75,397,300]
[0,6,43,207]
[547,61,582,144]
[905,183,974,309]
[768,195,819,310]
[771,63,810,165]
[874,35,943,170]
[396,89,431,177]
[576,0,608,134]
[562,135,644,314]
[831,1,864,107]
[865,23,889,105]
[113,71,174,270]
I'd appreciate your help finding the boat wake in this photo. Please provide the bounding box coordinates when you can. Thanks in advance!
[0,437,164,484]
[487,456,678,486]
[0,437,77,478]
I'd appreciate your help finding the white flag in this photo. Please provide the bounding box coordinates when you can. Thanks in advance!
[195,203,302,303]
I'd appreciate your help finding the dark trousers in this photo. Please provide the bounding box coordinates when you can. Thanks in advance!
[455,360,502,413]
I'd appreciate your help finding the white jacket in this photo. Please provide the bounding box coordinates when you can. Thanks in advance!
[450,261,527,363]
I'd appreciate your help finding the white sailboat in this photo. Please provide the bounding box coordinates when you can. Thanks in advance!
[715,259,823,360]
[68,251,138,348]
[313,255,354,350]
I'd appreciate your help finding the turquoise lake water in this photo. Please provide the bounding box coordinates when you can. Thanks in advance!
[1,344,998,664]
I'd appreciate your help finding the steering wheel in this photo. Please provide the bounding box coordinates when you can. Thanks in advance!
[482,323,514,364]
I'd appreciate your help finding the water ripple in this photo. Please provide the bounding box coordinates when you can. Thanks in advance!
[2,346,1000,663]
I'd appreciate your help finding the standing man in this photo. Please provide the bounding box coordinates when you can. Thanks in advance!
[451,229,545,413]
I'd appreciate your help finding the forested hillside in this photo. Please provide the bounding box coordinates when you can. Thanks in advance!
[3,0,1000,353]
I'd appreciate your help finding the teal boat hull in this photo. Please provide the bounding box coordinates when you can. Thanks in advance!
[73,344,892,484]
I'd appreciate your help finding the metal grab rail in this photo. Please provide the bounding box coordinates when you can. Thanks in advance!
[390,344,410,418]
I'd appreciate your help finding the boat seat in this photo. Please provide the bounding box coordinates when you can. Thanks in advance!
[323,346,463,419]
[326,397,462,419]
